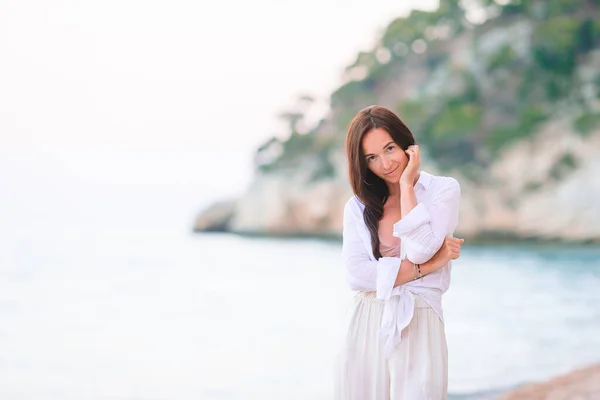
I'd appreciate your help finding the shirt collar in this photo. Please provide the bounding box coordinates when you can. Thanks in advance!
[354,171,432,206]
[416,170,432,190]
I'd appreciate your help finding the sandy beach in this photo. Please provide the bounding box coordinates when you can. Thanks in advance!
[498,364,600,400]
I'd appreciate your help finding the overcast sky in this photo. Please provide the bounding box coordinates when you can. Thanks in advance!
[0,0,438,226]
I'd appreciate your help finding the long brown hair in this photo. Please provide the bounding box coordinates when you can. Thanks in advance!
[345,105,416,259]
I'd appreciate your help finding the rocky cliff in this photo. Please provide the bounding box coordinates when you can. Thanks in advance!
[194,0,600,242]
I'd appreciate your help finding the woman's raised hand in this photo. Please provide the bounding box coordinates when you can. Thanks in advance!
[399,145,421,186]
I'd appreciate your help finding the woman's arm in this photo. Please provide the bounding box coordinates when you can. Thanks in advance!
[342,198,462,296]
[400,182,418,220]
[342,200,399,292]
[393,178,461,265]
[392,146,461,265]
[393,235,463,287]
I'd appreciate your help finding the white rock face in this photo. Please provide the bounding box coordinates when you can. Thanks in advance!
[512,128,600,240]
[226,166,353,236]
[194,126,600,242]
[494,122,599,238]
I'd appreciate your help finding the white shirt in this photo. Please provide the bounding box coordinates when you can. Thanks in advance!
[341,171,461,358]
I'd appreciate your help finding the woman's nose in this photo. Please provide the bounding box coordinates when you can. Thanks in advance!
[381,156,392,170]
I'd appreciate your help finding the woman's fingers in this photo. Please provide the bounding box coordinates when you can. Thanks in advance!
[445,237,463,260]
[405,145,421,166]
[447,242,461,250]
[447,238,464,248]
[441,236,464,261]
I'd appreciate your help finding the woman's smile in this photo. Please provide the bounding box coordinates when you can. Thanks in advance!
[384,165,400,176]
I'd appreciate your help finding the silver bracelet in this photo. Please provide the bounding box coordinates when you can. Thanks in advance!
[412,262,418,280]
[417,263,423,279]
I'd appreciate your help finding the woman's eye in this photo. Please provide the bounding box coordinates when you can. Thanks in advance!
[367,156,376,163]
[387,145,395,152]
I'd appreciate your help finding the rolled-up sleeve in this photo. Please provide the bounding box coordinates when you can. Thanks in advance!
[392,178,461,264]
[342,199,403,299]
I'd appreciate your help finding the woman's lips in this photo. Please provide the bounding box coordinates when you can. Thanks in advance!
[384,166,399,176]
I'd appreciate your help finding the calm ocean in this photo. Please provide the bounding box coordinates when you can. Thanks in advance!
[1,226,599,399]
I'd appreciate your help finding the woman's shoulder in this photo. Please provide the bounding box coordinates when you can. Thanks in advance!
[344,194,365,216]
[434,174,460,186]
[426,172,461,198]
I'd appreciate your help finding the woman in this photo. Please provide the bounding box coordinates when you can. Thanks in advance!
[334,105,464,400]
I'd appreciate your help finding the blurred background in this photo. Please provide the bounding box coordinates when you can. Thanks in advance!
[1,0,600,399]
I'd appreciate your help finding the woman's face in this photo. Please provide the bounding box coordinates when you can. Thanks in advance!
[361,128,408,184]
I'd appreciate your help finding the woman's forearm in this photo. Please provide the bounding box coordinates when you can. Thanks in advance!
[400,183,418,218]
[393,257,440,287]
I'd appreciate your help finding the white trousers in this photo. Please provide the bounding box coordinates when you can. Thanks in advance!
[334,291,448,400]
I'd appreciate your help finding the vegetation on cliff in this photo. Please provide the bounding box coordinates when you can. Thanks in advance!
[255,0,600,182]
